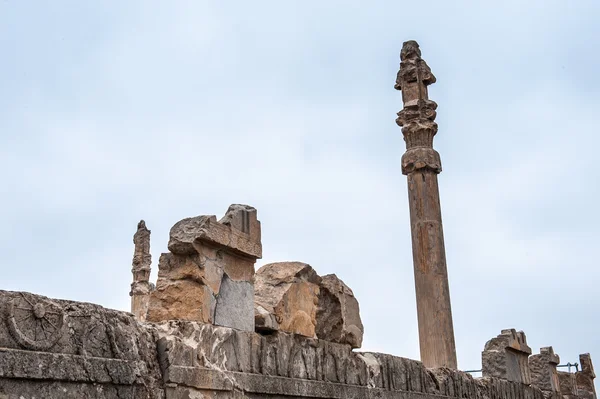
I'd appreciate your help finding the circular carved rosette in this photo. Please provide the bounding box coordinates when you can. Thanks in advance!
[7,293,66,351]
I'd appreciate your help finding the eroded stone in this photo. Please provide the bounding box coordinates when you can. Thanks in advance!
[529,346,560,394]
[316,274,364,348]
[254,262,321,337]
[482,329,532,384]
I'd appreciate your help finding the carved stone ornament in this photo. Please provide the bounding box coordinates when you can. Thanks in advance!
[6,292,66,351]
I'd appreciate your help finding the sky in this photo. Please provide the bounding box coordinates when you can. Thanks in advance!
[1,1,599,374]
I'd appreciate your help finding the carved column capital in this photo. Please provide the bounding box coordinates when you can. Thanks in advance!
[395,40,442,175]
[401,148,441,175]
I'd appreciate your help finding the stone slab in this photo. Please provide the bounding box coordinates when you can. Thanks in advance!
[214,274,255,332]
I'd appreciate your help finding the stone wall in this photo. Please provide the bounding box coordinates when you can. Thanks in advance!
[0,289,594,399]
[0,290,164,399]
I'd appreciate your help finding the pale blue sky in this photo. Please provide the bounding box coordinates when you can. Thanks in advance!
[1,1,599,372]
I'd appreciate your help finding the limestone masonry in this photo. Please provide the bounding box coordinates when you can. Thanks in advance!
[0,41,596,399]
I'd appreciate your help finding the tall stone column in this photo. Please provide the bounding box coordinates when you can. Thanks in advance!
[394,40,457,369]
[130,220,152,322]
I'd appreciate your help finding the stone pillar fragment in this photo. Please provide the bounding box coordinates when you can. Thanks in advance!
[482,329,532,384]
[130,220,153,321]
[575,354,597,399]
[394,40,457,369]
[529,346,560,395]
[146,204,261,332]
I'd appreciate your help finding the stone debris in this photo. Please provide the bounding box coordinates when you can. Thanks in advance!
[316,274,364,348]
[529,346,561,395]
[482,328,532,384]
[146,204,261,332]
[254,262,321,337]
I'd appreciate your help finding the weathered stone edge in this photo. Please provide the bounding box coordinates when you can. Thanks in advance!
[166,366,459,399]
[0,347,147,385]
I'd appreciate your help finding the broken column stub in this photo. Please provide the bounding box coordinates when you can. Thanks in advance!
[529,346,561,394]
[482,329,532,384]
[146,204,261,332]
[130,220,153,322]
[316,274,364,348]
[254,262,321,337]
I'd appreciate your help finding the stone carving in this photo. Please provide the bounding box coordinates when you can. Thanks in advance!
[153,320,556,399]
[6,292,65,351]
[395,40,457,369]
[130,219,153,322]
[147,204,261,332]
[0,290,164,398]
[0,289,594,399]
[254,262,321,337]
[482,329,532,384]
[529,346,561,396]
[315,274,364,349]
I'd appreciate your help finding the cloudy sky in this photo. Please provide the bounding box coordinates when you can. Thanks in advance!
[1,1,599,372]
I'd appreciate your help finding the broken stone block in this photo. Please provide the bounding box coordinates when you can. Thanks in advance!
[529,346,560,394]
[482,329,532,384]
[575,353,597,399]
[146,204,261,331]
[168,204,262,259]
[316,274,364,349]
[254,262,321,337]
[130,220,153,322]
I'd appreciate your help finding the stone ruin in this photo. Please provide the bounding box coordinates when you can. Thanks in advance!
[0,41,596,399]
[0,203,595,398]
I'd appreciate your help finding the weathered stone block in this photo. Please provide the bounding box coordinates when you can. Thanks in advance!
[168,204,262,259]
[529,347,560,394]
[482,329,532,384]
[254,262,321,337]
[147,279,216,323]
[575,353,597,399]
[316,274,364,349]
[146,204,260,331]
[559,370,579,399]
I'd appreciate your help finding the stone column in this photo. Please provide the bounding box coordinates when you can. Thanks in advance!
[394,40,457,369]
[130,220,153,322]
